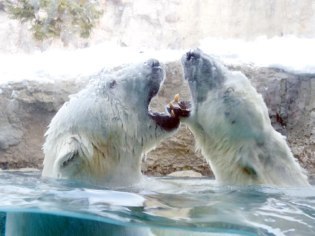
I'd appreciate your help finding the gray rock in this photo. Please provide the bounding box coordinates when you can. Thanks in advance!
[0,125,23,150]
[0,80,85,169]
[168,170,203,178]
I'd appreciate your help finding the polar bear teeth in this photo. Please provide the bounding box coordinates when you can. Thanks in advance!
[174,94,180,103]
[169,94,180,117]
[168,94,180,109]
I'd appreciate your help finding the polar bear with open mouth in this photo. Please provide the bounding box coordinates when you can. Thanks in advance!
[42,59,180,187]
[6,59,181,236]
[170,49,309,187]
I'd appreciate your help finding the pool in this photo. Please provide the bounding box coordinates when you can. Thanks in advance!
[0,170,315,235]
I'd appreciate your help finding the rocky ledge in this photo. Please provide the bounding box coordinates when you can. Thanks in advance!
[0,61,314,177]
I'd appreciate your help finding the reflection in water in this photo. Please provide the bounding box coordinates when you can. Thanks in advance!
[0,171,315,235]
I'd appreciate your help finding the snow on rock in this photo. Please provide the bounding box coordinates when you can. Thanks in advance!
[0,36,314,85]
[200,36,315,74]
[0,42,183,84]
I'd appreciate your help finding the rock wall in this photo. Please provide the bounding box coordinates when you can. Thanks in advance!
[97,0,315,49]
[0,62,314,177]
[0,80,85,169]
[1,0,315,52]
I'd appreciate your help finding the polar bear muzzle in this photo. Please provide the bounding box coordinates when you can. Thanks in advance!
[146,59,164,104]
[181,49,224,104]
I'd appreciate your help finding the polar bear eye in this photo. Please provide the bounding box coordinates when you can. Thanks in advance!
[109,80,117,89]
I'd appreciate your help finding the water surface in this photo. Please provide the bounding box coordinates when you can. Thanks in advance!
[0,170,314,236]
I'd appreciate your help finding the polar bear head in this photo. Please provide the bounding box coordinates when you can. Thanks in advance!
[181,49,270,144]
[100,59,164,116]
[181,49,226,105]
[42,59,180,186]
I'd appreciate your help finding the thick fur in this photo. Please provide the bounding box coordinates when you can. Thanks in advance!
[181,49,309,187]
[42,59,179,187]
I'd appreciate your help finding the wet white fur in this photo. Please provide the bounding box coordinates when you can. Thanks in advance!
[42,63,173,187]
[184,57,309,187]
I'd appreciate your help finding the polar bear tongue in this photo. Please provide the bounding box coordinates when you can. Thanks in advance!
[148,100,191,131]
[148,111,180,131]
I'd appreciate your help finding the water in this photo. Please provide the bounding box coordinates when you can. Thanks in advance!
[0,171,315,236]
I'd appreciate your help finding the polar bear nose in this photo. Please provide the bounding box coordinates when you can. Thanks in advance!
[146,59,160,68]
[186,49,201,61]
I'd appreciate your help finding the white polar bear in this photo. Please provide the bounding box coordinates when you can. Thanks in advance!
[6,59,179,236]
[42,59,180,187]
[176,49,309,187]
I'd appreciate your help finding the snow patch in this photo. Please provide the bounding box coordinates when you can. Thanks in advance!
[0,42,183,84]
[199,36,315,74]
[0,36,314,85]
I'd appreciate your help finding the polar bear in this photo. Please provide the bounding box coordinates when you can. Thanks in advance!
[171,49,309,187]
[42,59,180,187]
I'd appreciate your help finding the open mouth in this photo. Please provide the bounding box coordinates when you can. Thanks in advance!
[146,59,192,131]
[149,94,191,131]
[145,60,181,131]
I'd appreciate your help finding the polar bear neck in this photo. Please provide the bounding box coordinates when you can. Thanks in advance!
[187,121,308,187]
[184,97,308,187]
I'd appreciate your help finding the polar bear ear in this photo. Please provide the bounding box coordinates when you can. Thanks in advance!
[58,150,79,168]
[54,137,83,177]
[241,165,258,179]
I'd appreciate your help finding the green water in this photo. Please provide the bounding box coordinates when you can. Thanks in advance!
[0,170,314,235]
